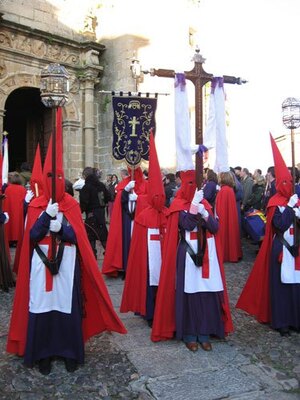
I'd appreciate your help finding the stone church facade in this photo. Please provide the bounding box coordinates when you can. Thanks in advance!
[0,0,200,181]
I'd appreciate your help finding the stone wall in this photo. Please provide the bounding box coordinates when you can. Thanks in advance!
[0,0,201,181]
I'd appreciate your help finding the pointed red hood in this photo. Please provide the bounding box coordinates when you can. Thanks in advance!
[269,132,292,199]
[30,143,44,197]
[147,130,165,210]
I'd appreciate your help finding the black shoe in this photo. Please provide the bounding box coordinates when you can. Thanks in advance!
[64,358,78,372]
[147,319,153,328]
[279,327,290,337]
[38,358,51,375]
[119,271,126,280]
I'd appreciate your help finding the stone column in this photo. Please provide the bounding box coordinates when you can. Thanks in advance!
[82,71,97,167]
[0,109,5,135]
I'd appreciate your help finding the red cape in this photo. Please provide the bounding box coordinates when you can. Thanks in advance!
[235,193,288,323]
[151,198,233,342]
[102,187,148,277]
[6,193,126,356]
[3,184,26,242]
[215,185,242,262]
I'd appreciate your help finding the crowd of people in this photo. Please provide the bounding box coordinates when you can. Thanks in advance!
[1,131,300,375]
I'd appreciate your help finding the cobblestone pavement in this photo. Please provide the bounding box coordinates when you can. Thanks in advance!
[0,239,299,399]
[226,240,300,396]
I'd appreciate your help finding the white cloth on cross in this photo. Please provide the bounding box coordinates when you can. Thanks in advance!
[203,77,229,173]
[174,72,195,171]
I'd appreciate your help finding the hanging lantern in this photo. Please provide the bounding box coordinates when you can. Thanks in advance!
[40,63,69,108]
[282,97,300,129]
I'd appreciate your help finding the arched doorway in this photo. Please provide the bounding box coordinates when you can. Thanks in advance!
[3,87,52,171]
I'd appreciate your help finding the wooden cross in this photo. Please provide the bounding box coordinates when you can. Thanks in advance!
[148,48,246,187]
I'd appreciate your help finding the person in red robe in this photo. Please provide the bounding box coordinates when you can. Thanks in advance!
[102,166,148,277]
[0,154,12,282]
[151,170,233,351]
[120,132,168,325]
[6,108,126,375]
[215,171,243,262]
[3,172,27,247]
[0,209,14,291]
[13,144,43,275]
[236,133,300,335]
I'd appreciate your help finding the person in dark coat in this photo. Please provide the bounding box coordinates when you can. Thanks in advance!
[230,168,243,235]
[164,173,177,207]
[245,175,265,211]
[79,167,110,258]
[203,169,218,208]
[262,166,276,211]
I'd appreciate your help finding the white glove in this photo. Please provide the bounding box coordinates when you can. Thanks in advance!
[198,203,209,218]
[73,178,85,190]
[125,180,135,192]
[129,192,138,201]
[25,189,34,203]
[46,199,59,217]
[49,219,62,233]
[192,189,204,205]
[294,207,300,219]
[287,194,298,208]
[216,185,221,191]
[3,212,9,224]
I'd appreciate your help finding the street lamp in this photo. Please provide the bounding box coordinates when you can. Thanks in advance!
[40,63,69,262]
[282,97,300,188]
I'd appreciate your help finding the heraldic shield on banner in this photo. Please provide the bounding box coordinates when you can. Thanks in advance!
[112,96,157,166]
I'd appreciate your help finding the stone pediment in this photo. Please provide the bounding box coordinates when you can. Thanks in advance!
[0,19,105,72]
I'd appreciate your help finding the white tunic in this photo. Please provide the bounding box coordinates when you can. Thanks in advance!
[184,228,224,293]
[29,212,76,314]
[147,228,162,286]
[279,206,300,284]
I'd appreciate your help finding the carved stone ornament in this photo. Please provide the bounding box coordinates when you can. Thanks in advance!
[0,59,7,79]
[0,28,80,66]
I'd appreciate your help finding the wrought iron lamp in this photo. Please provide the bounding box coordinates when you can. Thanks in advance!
[282,97,300,188]
[40,63,69,108]
[282,97,300,130]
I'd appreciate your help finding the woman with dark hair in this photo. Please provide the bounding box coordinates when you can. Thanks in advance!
[65,179,74,197]
[203,169,218,208]
[106,174,119,220]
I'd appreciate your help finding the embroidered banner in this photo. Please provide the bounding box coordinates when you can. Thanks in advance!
[112,96,157,166]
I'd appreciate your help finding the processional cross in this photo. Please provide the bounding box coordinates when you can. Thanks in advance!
[141,48,246,187]
[132,48,246,263]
